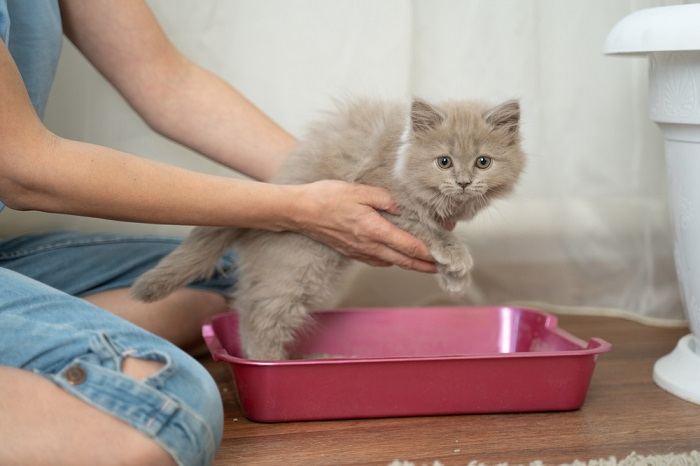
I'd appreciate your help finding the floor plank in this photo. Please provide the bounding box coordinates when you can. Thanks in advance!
[203,314,699,465]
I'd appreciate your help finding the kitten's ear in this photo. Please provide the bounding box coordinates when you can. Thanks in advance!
[410,98,444,134]
[484,99,520,137]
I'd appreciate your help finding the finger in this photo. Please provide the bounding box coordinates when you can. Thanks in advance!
[355,185,400,215]
[358,257,392,267]
[408,260,439,273]
[327,242,393,267]
[368,244,438,273]
[372,218,434,262]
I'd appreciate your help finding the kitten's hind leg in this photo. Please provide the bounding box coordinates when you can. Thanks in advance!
[232,232,346,360]
[237,295,311,360]
[132,226,239,302]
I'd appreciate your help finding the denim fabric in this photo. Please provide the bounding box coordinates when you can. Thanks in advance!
[1,0,62,118]
[0,231,238,466]
[0,231,236,297]
[0,0,63,212]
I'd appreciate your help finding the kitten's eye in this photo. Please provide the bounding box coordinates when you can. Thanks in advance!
[475,156,492,169]
[436,155,453,169]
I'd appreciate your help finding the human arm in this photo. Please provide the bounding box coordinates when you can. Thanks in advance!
[56,0,437,269]
[0,38,291,229]
[0,39,434,270]
[59,0,294,182]
[1,0,437,272]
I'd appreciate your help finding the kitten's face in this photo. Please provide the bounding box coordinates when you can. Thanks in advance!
[396,99,526,221]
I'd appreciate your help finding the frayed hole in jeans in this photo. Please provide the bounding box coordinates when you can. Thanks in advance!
[121,356,165,381]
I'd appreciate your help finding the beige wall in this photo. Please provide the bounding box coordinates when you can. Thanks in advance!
[1,1,685,320]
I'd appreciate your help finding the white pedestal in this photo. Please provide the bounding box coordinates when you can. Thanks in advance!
[606,6,700,404]
[654,335,700,404]
[648,59,700,405]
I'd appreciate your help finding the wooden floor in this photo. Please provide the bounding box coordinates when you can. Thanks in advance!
[203,314,700,465]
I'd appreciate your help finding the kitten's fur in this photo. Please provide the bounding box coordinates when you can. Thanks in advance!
[132,97,526,360]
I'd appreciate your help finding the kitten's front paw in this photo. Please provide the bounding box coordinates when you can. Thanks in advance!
[437,272,470,294]
[432,243,474,295]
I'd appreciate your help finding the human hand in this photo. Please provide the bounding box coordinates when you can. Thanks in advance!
[288,180,436,273]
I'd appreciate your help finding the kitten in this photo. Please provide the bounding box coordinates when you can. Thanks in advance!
[132,97,526,360]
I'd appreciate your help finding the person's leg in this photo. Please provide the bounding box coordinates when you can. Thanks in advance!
[84,288,227,348]
[0,231,236,347]
[0,365,174,466]
[0,268,223,466]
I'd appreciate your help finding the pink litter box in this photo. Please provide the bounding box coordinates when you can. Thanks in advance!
[202,306,611,422]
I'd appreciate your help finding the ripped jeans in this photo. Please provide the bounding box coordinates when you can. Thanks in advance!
[0,232,237,466]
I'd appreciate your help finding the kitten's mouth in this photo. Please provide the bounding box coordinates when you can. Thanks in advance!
[442,187,480,199]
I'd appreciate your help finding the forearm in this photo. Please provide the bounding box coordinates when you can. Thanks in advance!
[3,133,297,229]
[60,0,296,182]
[141,60,297,182]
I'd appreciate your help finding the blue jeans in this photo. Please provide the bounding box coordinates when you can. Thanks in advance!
[0,232,237,466]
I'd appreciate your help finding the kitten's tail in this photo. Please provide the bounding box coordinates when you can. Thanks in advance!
[131,226,240,302]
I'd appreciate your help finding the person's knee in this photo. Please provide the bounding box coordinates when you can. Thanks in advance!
[0,366,177,466]
[122,356,165,380]
[179,357,225,448]
[122,351,224,444]
[120,352,223,464]
[119,433,177,466]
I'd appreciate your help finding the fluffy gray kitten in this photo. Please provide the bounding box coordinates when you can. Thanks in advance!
[132,97,526,360]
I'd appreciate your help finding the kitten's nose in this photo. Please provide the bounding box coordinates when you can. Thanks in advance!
[457,181,471,189]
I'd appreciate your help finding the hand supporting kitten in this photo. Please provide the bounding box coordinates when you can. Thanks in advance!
[385,212,474,295]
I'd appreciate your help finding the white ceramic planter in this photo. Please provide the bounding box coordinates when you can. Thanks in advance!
[606,5,700,404]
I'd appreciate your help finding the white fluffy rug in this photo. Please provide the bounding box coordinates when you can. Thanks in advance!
[389,451,700,466]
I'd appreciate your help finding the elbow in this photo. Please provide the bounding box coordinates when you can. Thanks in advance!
[0,163,40,210]
[139,110,169,138]
[130,55,194,137]
[0,132,59,211]
[0,180,35,211]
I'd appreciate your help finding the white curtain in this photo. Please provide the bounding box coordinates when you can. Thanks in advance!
[2,0,689,322]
